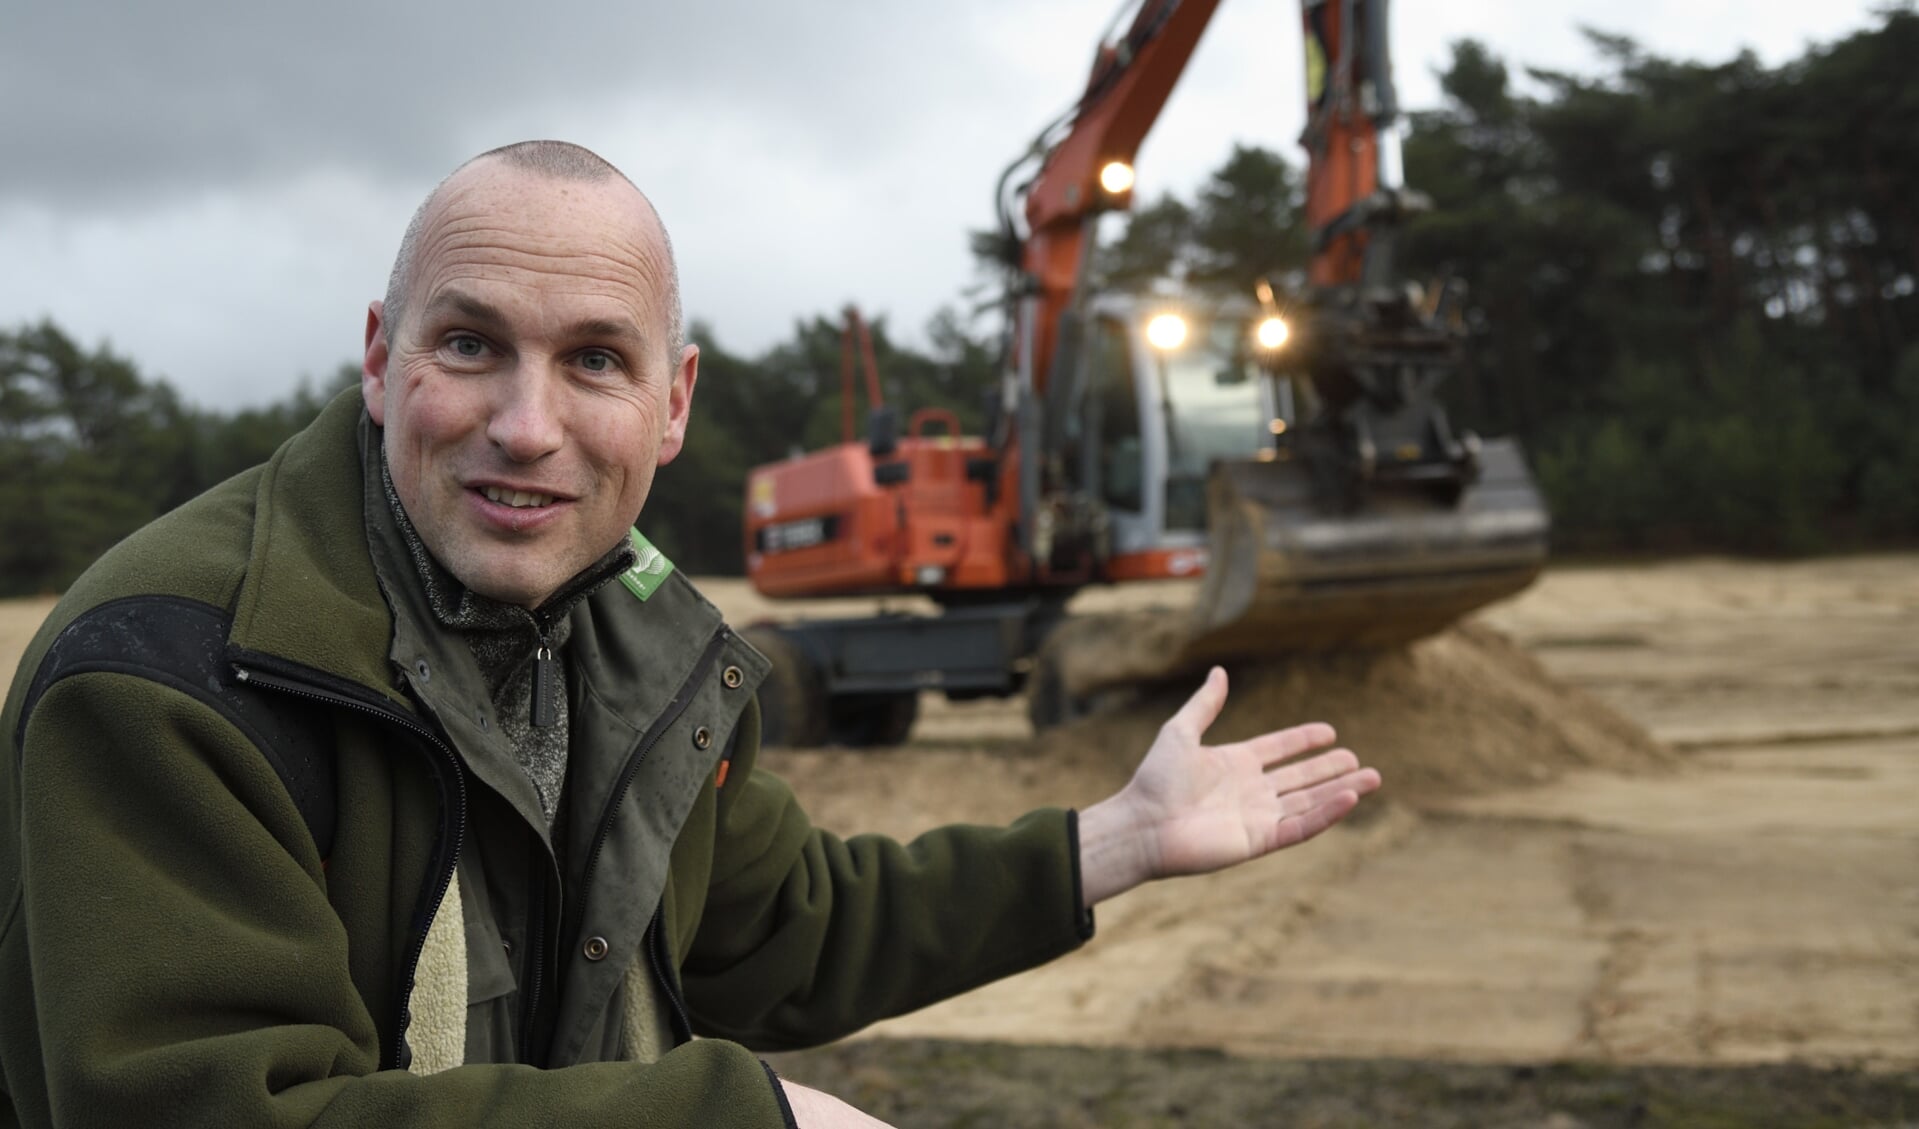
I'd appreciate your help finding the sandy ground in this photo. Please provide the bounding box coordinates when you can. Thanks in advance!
[4,555,1915,1072]
[715,556,1919,1069]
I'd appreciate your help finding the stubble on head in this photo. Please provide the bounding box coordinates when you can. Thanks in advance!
[382,140,685,368]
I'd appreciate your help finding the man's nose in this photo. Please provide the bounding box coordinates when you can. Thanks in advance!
[486,363,566,462]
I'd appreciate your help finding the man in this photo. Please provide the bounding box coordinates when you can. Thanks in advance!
[0,141,1379,1128]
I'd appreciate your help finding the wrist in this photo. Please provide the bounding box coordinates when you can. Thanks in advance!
[1075,792,1159,908]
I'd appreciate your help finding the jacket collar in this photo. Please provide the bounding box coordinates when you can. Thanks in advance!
[226,388,410,707]
[220,387,747,721]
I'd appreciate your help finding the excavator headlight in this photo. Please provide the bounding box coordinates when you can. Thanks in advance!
[1099,161,1136,196]
[1255,315,1291,350]
[1145,312,1188,351]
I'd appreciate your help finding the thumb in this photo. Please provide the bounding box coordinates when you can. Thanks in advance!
[1167,666,1229,743]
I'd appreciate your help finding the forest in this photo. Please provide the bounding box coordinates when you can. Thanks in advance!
[3,12,1915,596]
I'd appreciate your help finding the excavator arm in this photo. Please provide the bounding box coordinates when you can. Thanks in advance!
[1004,0,1405,391]
[1013,0,1222,394]
[1298,0,1396,287]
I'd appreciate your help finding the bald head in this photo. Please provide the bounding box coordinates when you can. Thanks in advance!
[382,140,683,365]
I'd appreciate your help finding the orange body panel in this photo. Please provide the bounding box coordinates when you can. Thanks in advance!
[746,437,1031,599]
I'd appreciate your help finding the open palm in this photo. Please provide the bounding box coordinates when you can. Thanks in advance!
[1120,667,1380,881]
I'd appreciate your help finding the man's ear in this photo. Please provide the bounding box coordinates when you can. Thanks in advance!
[362,301,390,426]
[655,343,700,467]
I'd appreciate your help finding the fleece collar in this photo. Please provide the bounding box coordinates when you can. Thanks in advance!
[226,388,410,705]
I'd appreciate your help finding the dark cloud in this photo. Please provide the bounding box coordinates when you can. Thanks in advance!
[1,1,982,210]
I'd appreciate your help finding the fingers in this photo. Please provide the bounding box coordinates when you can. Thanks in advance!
[1271,787,1362,849]
[1277,767,1382,818]
[1222,721,1338,770]
[1265,746,1362,795]
[1264,768,1381,851]
[1165,666,1229,743]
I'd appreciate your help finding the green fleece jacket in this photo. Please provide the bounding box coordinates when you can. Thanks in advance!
[0,389,1091,1129]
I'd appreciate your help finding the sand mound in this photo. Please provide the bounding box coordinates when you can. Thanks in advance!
[1041,616,1671,802]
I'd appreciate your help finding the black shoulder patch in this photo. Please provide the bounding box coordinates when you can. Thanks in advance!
[17,595,336,858]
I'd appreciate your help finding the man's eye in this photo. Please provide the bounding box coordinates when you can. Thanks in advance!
[448,335,487,358]
[580,351,615,373]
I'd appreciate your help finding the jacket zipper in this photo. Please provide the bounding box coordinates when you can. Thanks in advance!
[519,616,554,1061]
[646,906,694,1043]
[529,617,559,729]
[564,627,732,1028]
[231,659,467,1073]
[518,858,550,1064]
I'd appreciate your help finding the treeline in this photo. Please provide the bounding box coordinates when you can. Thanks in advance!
[1405,17,1919,552]
[4,11,1915,596]
[0,315,993,596]
[0,323,361,596]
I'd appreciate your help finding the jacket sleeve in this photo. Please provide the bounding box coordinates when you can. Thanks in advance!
[678,734,1094,1050]
[2,672,796,1129]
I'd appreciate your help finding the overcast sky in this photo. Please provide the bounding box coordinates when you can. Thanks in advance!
[0,0,1886,409]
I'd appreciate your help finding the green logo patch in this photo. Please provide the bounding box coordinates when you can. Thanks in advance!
[619,529,675,601]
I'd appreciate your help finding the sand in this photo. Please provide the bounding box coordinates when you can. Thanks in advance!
[732,558,1919,1067]
[1041,619,1670,802]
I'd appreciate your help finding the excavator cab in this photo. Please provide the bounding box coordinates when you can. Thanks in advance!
[1058,295,1283,583]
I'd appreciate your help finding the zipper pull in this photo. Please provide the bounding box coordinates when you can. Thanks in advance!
[531,638,559,728]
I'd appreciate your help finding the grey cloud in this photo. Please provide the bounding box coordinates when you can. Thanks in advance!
[1,0,1881,414]
[2,0,991,211]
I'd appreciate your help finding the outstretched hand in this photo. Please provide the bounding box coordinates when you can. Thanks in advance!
[1076,666,1381,907]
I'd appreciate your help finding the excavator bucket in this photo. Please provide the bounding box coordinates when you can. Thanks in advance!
[1177,438,1550,665]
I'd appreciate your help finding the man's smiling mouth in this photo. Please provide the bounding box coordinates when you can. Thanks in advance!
[481,486,556,508]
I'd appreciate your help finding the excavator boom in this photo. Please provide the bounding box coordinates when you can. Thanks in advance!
[1016,0,1223,397]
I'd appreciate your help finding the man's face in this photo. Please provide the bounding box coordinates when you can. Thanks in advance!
[362,162,697,609]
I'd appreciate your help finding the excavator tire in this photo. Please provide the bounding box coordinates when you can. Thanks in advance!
[1025,614,1168,732]
[1180,437,1550,666]
[740,625,830,748]
[827,692,920,748]
[1026,637,1089,732]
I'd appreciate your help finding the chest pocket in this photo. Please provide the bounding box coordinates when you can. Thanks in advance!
[466,934,518,1006]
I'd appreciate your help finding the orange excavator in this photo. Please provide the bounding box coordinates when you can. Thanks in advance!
[740,0,1549,745]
